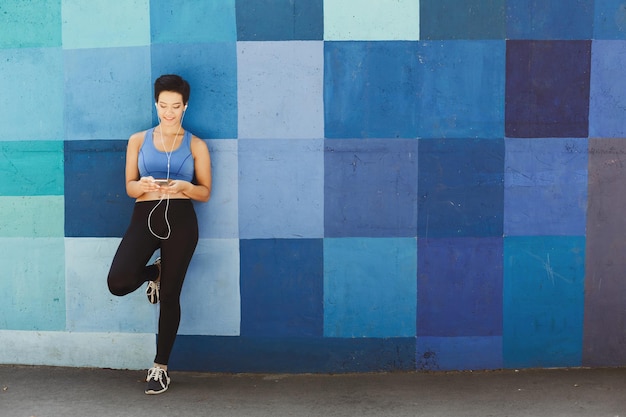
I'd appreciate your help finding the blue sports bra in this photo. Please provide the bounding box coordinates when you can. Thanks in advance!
[138,128,194,182]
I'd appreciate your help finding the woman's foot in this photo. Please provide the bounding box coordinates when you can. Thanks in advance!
[145,366,170,394]
[146,257,161,304]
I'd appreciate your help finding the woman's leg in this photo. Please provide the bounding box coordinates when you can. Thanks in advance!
[108,202,161,296]
[153,200,199,366]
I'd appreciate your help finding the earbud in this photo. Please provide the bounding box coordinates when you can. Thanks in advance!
[184,105,188,110]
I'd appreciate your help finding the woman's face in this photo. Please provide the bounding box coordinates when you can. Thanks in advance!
[156,91,186,126]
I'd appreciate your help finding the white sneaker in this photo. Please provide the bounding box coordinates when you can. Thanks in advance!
[145,366,170,395]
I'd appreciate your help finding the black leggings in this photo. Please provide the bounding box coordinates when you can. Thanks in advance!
[107,199,198,365]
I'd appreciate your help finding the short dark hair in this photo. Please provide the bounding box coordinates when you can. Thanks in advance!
[154,74,190,104]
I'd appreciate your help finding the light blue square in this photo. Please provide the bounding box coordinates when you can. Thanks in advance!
[589,41,626,138]
[504,138,588,236]
[324,238,417,338]
[151,42,238,139]
[62,0,150,49]
[150,0,236,43]
[504,236,585,368]
[237,41,324,139]
[0,196,64,238]
[239,139,324,239]
[0,238,65,330]
[415,40,505,138]
[179,239,241,336]
[0,48,64,141]
[194,140,239,239]
[65,238,157,333]
[64,47,152,140]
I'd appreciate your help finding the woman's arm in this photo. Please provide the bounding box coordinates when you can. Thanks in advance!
[125,131,161,198]
[173,136,212,202]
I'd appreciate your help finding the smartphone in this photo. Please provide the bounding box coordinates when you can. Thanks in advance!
[154,179,171,186]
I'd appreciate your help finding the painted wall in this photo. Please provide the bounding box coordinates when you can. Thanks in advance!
[0,0,625,373]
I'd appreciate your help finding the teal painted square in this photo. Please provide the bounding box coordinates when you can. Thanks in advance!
[415,40,505,138]
[0,141,64,196]
[65,238,156,333]
[324,238,417,338]
[62,0,150,49]
[238,139,323,239]
[151,42,238,139]
[0,238,65,330]
[0,48,64,141]
[0,197,64,237]
[504,138,588,236]
[594,0,626,39]
[151,0,236,43]
[420,0,505,40]
[506,0,594,40]
[503,236,585,368]
[64,47,152,140]
[0,0,61,48]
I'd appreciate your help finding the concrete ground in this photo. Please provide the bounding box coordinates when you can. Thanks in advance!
[0,365,624,417]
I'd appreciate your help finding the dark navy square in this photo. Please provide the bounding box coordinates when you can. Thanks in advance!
[505,40,591,138]
[418,138,504,238]
[240,239,323,337]
[65,140,134,238]
[236,0,323,40]
[417,237,503,337]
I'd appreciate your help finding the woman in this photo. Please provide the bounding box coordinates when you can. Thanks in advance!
[107,74,211,395]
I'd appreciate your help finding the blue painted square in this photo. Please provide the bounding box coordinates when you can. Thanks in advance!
[324,238,417,338]
[503,236,585,369]
[417,238,503,337]
[0,141,64,196]
[170,336,416,373]
[324,41,420,139]
[62,0,150,49]
[0,238,65,330]
[151,42,238,139]
[506,0,594,40]
[594,1,626,39]
[418,138,504,238]
[0,0,61,48]
[236,0,323,41]
[505,138,588,236]
[325,139,418,238]
[505,40,591,138]
[0,48,64,141]
[420,0,506,40]
[151,0,236,43]
[237,41,324,139]
[65,238,156,333]
[415,41,505,138]
[589,41,626,138]
[64,140,134,237]
[240,239,323,337]
[417,336,503,371]
[194,140,239,239]
[238,139,323,239]
[64,47,152,140]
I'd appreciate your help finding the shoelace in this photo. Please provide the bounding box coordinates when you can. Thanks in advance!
[146,367,166,387]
